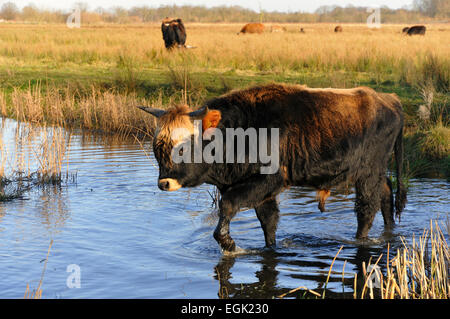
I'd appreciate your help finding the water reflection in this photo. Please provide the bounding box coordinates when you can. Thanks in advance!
[214,243,394,299]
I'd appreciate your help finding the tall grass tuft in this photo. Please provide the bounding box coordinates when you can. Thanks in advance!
[1,84,157,138]
[359,220,449,299]
[279,220,449,299]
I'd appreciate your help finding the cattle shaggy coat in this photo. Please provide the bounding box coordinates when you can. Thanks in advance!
[139,83,407,253]
[407,25,426,36]
[161,17,187,49]
[238,23,265,34]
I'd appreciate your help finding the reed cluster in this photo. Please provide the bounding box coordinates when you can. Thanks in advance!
[0,120,74,201]
[0,84,157,137]
[279,220,449,299]
[358,220,449,299]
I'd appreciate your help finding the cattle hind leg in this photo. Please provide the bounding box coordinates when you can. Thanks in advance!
[354,174,384,240]
[380,177,395,229]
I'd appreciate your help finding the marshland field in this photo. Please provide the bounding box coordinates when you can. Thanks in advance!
[0,22,448,177]
[0,21,449,299]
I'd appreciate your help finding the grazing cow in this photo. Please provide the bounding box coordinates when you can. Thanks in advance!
[270,25,286,32]
[402,27,410,34]
[138,83,407,253]
[238,23,265,34]
[161,17,186,49]
[334,25,343,32]
[407,25,426,36]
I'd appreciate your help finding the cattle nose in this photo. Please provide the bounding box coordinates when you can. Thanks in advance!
[158,178,182,191]
[158,180,170,191]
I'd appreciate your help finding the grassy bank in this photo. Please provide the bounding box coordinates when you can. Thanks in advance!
[0,23,448,178]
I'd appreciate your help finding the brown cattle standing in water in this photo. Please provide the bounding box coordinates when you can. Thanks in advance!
[138,83,407,253]
[238,23,265,35]
[334,25,343,32]
[407,25,426,36]
[161,17,187,49]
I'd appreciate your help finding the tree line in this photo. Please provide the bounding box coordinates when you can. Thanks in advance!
[0,1,448,24]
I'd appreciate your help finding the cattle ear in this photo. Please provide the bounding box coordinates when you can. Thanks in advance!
[202,110,222,132]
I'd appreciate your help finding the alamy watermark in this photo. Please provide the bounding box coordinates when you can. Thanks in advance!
[66,264,81,288]
[66,7,81,29]
[366,6,381,29]
[171,120,280,175]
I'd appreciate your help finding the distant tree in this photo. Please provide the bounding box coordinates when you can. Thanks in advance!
[21,4,40,21]
[413,0,450,18]
[0,2,19,20]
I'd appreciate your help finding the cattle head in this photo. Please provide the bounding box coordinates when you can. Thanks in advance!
[138,105,222,191]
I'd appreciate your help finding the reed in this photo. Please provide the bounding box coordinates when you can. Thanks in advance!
[24,240,53,299]
[359,220,449,299]
[1,84,157,138]
[279,220,449,299]
[0,120,75,201]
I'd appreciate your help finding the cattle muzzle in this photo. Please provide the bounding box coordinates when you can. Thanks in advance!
[158,178,182,191]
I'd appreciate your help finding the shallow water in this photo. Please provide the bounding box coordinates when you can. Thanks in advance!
[0,118,448,298]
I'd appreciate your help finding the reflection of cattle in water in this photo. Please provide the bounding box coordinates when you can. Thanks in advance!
[214,238,387,298]
[138,83,407,253]
[270,25,286,33]
[238,23,265,34]
[334,25,343,32]
[161,17,186,49]
[406,25,426,36]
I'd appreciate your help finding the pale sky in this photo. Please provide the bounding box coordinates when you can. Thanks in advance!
[7,0,415,13]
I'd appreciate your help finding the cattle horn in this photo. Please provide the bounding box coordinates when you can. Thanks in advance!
[137,106,167,118]
[188,106,209,119]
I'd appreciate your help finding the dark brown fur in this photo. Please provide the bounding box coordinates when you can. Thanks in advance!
[141,83,407,252]
[407,25,426,36]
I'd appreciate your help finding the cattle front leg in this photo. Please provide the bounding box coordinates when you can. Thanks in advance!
[213,200,238,253]
[255,198,279,248]
[213,174,284,253]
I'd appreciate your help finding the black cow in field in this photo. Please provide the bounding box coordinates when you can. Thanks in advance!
[138,83,407,253]
[406,25,426,36]
[402,27,410,34]
[161,17,186,49]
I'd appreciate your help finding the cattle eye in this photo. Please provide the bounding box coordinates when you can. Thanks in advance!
[178,148,183,156]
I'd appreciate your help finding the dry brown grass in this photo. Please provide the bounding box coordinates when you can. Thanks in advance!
[0,23,448,77]
[1,83,157,137]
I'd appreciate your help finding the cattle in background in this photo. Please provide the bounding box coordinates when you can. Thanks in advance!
[238,23,265,34]
[402,27,410,34]
[334,25,343,32]
[138,83,407,253]
[161,17,186,49]
[300,27,305,33]
[270,25,286,32]
[407,25,426,36]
